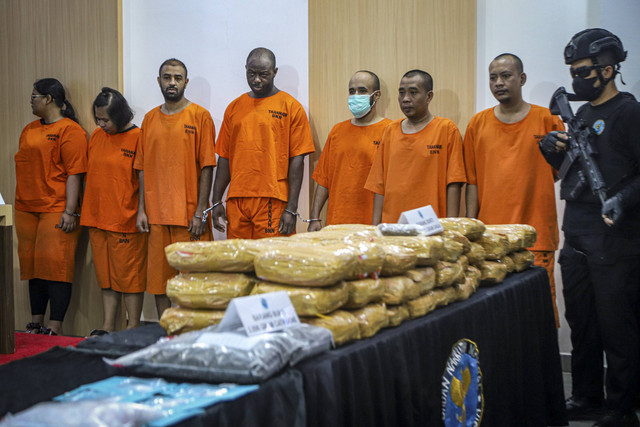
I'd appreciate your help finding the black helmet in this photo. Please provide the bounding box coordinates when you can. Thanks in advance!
[564,28,627,65]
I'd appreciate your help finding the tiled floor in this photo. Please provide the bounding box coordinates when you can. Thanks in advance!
[562,372,640,427]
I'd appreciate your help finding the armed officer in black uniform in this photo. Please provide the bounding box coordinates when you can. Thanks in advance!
[540,28,640,427]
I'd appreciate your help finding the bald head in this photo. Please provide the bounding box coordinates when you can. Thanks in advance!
[246,47,276,69]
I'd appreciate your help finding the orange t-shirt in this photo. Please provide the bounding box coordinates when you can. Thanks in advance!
[216,91,315,202]
[463,105,564,251]
[81,126,141,233]
[312,118,392,225]
[133,103,216,226]
[365,117,466,222]
[15,118,87,212]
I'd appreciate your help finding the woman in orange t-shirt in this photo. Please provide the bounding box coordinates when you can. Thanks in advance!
[81,88,147,336]
[14,78,87,336]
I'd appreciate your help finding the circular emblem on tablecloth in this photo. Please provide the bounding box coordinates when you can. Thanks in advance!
[442,339,483,427]
[592,119,605,135]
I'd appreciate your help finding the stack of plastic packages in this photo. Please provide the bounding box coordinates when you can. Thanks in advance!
[162,239,264,334]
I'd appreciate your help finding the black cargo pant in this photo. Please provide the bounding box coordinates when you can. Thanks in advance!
[560,232,640,412]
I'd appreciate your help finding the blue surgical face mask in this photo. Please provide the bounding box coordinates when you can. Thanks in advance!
[348,92,377,119]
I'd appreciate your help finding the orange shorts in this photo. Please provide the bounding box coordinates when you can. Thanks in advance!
[226,197,294,239]
[532,250,558,327]
[88,228,147,293]
[15,210,81,283]
[146,224,212,295]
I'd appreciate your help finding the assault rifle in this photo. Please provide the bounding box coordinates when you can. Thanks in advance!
[549,87,608,204]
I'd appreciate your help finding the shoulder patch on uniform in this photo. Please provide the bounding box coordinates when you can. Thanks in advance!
[442,339,484,427]
[592,119,605,135]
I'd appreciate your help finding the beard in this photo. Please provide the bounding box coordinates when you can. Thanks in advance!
[162,86,185,102]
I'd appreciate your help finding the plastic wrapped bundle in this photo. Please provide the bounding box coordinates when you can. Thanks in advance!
[467,242,486,266]
[439,217,486,241]
[379,235,443,267]
[432,286,458,307]
[477,231,509,260]
[377,223,425,236]
[405,267,437,294]
[379,244,418,276]
[407,293,438,318]
[480,260,508,285]
[251,281,348,316]
[302,310,361,346]
[343,278,384,309]
[342,239,385,279]
[499,255,516,273]
[443,230,471,253]
[508,250,535,272]
[322,223,378,235]
[455,276,478,301]
[485,224,537,249]
[254,244,358,287]
[465,265,482,283]
[108,324,333,384]
[386,304,410,327]
[166,273,256,309]
[159,307,225,335]
[441,236,465,262]
[379,276,415,305]
[458,255,469,270]
[165,239,262,272]
[349,302,389,338]
[436,260,465,288]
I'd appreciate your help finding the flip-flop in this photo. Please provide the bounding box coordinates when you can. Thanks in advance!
[25,322,42,334]
[88,329,109,337]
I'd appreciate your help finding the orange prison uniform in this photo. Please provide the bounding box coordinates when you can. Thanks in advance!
[312,118,392,225]
[134,103,216,294]
[364,117,467,223]
[14,118,87,283]
[216,91,315,238]
[81,126,147,293]
[463,105,564,323]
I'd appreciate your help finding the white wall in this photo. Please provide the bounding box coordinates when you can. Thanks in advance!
[477,0,640,354]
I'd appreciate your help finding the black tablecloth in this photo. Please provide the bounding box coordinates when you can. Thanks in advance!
[296,267,567,426]
[0,267,566,426]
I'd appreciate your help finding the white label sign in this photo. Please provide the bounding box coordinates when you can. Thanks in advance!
[397,204,444,235]
[217,291,300,337]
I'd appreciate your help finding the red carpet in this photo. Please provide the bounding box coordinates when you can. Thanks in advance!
[0,333,85,366]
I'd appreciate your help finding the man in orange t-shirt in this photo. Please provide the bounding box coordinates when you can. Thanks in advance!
[134,58,216,317]
[464,53,564,322]
[212,48,315,239]
[309,71,391,230]
[365,69,466,223]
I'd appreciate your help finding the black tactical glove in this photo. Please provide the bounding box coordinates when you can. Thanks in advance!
[540,131,564,154]
[602,194,624,225]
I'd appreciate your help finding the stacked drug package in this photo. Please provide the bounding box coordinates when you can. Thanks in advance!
[162,239,264,334]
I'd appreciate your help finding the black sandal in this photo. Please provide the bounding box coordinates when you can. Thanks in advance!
[39,327,57,336]
[89,329,109,337]
[26,322,41,334]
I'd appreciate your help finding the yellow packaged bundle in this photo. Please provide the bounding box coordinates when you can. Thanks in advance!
[166,272,256,309]
[254,245,358,287]
[322,224,378,234]
[434,286,458,307]
[379,235,444,267]
[485,224,537,250]
[454,276,478,301]
[303,310,361,346]
[436,260,465,288]
[386,304,410,327]
[251,281,348,316]
[405,267,437,294]
[467,242,486,266]
[349,302,389,338]
[165,239,262,272]
[159,307,225,335]
[379,276,414,305]
[343,278,384,309]
[407,293,438,318]
[477,231,509,260]
[480,260,508,285]
[499,255,516,273]
[508,250,535,272]
[379,244,418,276]
[459,255,469,270]
[465,265,482,283]
[444,230,471,253]
[439,217,486,241]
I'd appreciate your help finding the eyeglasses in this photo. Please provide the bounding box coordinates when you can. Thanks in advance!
[569,65,604,79]
[30,94,47,100]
